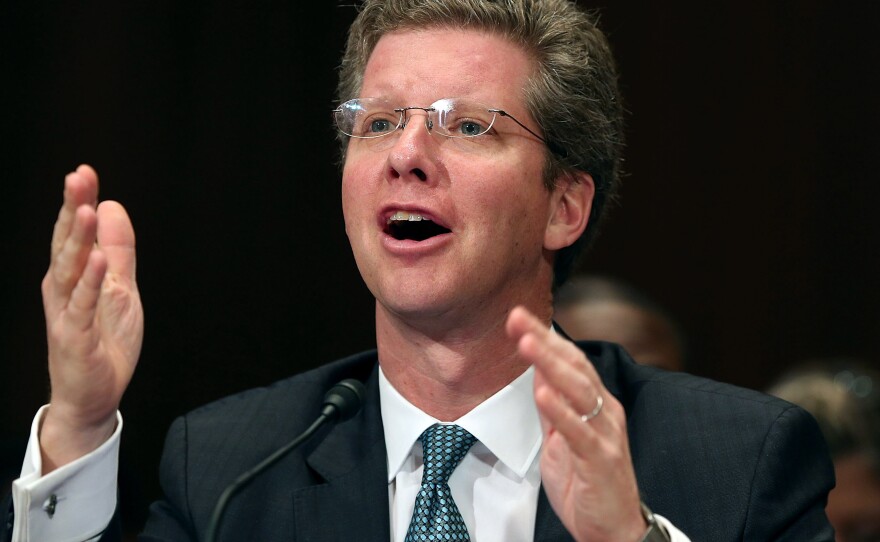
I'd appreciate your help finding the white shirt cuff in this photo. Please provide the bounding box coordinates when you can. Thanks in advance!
[655,513,691,541]
[10,405,122,542]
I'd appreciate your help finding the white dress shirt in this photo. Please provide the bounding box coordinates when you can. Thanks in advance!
[380,365,544,542]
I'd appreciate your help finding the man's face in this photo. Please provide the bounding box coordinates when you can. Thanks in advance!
[341,28,563,326]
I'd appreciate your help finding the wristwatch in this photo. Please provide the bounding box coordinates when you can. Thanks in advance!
[638,501,671,542]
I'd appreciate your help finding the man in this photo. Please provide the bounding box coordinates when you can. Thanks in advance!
[4,0,833,541]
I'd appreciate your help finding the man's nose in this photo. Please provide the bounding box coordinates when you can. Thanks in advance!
[394,109,441,149]
[400,108,435,134]
[386,110,439,183]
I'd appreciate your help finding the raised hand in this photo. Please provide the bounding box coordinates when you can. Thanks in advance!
[39,165,144,472]
[507,306,646,542]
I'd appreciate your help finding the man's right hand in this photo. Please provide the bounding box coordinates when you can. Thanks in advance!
[38,164,143,473]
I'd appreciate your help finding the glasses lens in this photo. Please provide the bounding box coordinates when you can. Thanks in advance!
[336,98,401,138]
[433,99,496,138]
[334,98,498,140]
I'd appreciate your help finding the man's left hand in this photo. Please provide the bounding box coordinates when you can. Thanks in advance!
[506,306,647,542]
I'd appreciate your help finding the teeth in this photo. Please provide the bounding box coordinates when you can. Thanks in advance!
[388,211,425,223]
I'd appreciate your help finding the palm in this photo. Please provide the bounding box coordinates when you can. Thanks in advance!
[545,433,641,537]
[538,377,620,540]
[42,167,143,432]
[48,255,143,418]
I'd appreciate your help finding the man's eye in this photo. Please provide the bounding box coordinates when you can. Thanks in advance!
[458,121,485,136]
[355,113,397,136]
[369,118,394,133]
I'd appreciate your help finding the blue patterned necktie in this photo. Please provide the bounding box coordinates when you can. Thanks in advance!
[404,423,477,542]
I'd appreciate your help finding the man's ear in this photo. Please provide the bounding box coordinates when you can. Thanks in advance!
[544,170,594,251]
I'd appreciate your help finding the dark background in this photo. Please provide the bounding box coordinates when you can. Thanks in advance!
[2,0,878,536]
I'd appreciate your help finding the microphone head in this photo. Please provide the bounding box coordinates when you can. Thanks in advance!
[322,378,366,422]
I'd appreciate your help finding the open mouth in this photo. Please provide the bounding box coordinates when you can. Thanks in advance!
[385,211,451,241]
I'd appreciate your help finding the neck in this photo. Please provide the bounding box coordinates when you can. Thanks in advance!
[375,300,553,421]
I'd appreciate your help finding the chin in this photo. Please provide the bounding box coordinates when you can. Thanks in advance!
[375,278,461,319]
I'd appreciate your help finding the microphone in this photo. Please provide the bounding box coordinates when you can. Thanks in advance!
[204,378,366,542]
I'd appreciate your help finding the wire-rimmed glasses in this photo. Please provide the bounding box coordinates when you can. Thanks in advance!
[333,97,566,158]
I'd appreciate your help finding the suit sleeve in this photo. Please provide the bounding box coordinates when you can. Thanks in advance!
[743,404,835,541]
[138,416,198,542]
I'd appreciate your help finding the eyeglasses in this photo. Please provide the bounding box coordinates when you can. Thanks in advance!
[333,97,567,158]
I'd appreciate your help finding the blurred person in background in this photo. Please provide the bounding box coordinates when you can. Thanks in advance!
[768,359,880,542]
[554,274,686,372]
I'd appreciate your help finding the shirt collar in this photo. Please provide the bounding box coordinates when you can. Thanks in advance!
[379,364,542,483]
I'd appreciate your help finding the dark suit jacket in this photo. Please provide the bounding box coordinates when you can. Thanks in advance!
[3,341,835,541]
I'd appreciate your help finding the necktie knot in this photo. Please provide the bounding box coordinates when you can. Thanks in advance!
[419,424,477,485]
[405,424,477,542]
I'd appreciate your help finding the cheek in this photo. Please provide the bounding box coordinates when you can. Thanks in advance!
[467,179,551,256]
[340,176,355,236]
[341,183,368,244]
[341,158,372,221]
[460,153,543,203]
[475,161,548,215]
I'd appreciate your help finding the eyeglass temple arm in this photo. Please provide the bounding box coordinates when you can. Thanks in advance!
[490,109,568,158]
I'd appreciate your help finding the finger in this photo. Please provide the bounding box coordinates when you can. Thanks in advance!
[65,250,109,332]
[51,165,99,260]
[522,332,599,417]
[508,306,604,416]
[533,378,603,460]
[95,201,137,281]
[535,357,631,470]
[536,372,627,463]
[46,205,99,314]
[505,305,546,342]
[508,306,595,374]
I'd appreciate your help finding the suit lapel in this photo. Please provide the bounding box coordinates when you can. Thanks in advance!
[293,365,391,541]
[534,487,575,542]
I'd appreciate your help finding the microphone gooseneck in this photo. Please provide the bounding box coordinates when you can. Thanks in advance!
[204,378,366,542]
